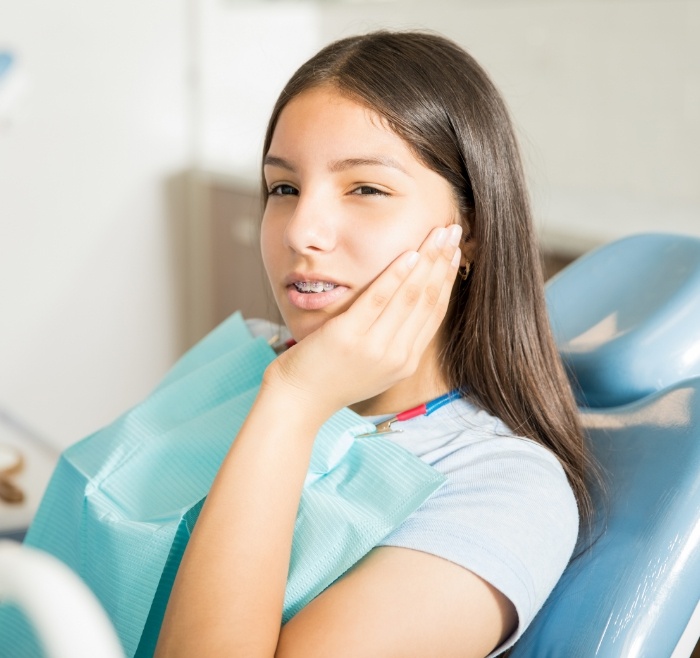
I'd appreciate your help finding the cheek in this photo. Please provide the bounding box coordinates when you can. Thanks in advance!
[348,189,457,279]
[359,242,395,282]
[349,227,418,289]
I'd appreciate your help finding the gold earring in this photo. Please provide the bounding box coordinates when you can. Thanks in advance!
[458,261,471,281]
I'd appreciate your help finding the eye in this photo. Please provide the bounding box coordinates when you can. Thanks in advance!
[351,185,389,197]
[268,183,299,196]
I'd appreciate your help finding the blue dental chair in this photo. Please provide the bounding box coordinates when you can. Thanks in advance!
[0,540,124,658]
[511,233,700,658]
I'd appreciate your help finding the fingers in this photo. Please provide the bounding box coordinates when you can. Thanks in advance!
[368,224,461,350]
[398,229,461,352]
[344,249,423,332]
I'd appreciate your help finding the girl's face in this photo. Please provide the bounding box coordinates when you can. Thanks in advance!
[261,86,460,341]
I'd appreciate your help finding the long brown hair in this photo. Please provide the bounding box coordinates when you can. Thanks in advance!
[261,31,597,528]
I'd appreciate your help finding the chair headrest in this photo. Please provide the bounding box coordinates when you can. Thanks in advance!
[547,233,700,407]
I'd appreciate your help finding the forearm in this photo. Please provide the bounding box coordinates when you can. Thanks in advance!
[154,382,332,658]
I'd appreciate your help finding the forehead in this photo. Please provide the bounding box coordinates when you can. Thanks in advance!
[269,86,414,161]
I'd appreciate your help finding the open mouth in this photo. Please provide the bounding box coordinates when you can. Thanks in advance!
[293,281,338,294]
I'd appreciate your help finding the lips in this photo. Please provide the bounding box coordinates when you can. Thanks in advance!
[284,272,349,311]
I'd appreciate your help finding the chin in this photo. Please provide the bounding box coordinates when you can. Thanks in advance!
[283,310,332,342]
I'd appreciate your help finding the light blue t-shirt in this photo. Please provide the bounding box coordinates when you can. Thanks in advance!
[366,398,579,657]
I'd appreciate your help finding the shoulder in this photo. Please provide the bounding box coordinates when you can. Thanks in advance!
[375,397,579,653]
[379,396,579,535]
[380,396,578,525]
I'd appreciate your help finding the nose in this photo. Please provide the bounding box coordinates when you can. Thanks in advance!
[283,191,337,255]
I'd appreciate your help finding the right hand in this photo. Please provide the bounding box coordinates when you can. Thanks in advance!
[262,223,463,419]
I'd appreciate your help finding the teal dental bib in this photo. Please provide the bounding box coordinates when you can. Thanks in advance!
[1,313,446,658]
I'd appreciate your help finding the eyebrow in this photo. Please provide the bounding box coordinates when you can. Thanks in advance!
[263,155,295,171]
[263,154,410,176]
[329,156,409,175]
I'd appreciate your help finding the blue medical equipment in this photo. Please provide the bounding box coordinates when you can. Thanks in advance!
[511,232,700,657]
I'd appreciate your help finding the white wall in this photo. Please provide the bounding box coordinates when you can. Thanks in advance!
[0,0,190,449]
[197,0,321,180]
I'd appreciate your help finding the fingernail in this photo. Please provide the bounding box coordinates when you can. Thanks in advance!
[448,224,462,247]
[434,228,447,247]
[406,251,420,269]
[451,247,461,268]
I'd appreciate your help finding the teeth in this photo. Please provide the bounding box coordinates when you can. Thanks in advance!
[294,281,337,293]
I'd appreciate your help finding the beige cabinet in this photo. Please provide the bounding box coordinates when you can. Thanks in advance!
[182,172,282,348]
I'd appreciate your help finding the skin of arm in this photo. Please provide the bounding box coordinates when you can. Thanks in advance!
[154,386,332,658]
[154,224,516,657]
[276,546,516,658]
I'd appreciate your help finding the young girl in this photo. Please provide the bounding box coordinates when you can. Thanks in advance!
[155,30,591,658]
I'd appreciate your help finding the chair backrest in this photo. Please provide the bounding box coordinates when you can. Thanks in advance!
[546,233,700,408]
[509,378,700,658]
[511,233,700,657]
[0,540,125,658]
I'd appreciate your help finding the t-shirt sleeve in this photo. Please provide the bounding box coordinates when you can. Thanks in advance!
[375,436,579,657]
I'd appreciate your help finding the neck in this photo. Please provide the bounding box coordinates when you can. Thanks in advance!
[349,338,451,417]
